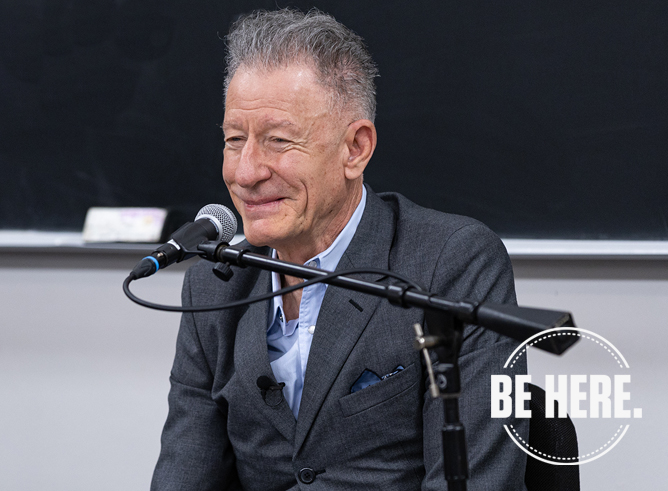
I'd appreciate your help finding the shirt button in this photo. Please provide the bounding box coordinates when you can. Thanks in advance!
[307,325,316,335]
[298,468,316,484]
[307,260,318,268]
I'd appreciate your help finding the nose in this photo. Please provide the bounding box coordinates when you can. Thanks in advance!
[226,138,271,189]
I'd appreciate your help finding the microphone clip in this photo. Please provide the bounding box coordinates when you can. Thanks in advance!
[257,376,285,407]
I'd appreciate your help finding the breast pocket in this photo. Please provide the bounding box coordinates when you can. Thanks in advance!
[339,362,418,417]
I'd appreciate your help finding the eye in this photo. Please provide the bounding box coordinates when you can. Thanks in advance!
[224,136,245,148]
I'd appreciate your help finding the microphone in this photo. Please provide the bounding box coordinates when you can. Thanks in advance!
[130,204,237,279]
[257,376,285,407]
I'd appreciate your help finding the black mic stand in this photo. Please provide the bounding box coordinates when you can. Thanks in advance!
[415,311,469,490]
[196,242,578,488]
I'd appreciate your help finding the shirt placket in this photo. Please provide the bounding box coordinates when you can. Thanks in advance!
[298,259,321,375]
[298,285,312,376]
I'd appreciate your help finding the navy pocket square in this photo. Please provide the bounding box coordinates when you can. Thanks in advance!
[350,366,404,393]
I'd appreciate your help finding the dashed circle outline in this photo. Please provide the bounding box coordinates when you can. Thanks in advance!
[500,327,632,465]
[504,423,630,466]
[503,327,629,370]
[509,423,624,460]
[508,332,625,369]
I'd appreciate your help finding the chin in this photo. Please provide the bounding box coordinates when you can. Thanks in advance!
[242,224,286,249]
[241,230,268,247]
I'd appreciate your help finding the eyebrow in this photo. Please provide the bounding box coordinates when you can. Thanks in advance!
[222,118,296,132]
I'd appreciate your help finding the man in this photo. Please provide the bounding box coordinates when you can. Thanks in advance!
[152,9,527,490]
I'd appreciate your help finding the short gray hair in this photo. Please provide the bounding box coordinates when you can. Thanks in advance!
[224,8,379,122]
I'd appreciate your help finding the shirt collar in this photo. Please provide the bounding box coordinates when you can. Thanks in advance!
[269,185,367,333]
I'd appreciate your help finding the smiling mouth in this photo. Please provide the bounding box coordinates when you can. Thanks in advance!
[240,197,286,215]
[243,197,284,207]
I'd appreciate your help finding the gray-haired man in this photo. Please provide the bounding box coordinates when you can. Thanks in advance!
[152,9,528,490]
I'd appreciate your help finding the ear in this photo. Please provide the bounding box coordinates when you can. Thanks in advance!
[343,119,377,180]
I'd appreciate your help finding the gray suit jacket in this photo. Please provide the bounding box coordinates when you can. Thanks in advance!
[152,187,528,490]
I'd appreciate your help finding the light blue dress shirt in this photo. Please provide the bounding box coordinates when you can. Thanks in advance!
[267,186,367,419]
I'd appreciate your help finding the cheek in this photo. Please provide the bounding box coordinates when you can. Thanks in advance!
[222,154,236,185]
[310,154,346,196]
[272,155,306,191]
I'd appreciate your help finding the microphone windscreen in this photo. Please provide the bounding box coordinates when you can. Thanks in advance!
[196,204,237,242]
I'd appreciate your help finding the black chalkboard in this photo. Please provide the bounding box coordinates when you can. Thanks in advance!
[1,0,667,239]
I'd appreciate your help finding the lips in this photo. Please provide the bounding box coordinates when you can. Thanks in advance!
[237,196,285,217]
[243,197,284,206]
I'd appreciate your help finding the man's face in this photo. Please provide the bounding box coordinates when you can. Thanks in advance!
[222,65,353,253]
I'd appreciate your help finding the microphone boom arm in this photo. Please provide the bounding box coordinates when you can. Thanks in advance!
[197,241,577,355]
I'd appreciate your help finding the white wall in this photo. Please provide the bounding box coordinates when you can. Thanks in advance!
[513,259,667,490]
[1,251,666,490]
[0,252,183,491]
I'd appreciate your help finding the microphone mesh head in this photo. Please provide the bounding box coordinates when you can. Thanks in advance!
[196,204,237,242]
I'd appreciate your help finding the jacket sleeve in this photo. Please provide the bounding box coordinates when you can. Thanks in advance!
[421,223,529,491]
[151,270,241,491]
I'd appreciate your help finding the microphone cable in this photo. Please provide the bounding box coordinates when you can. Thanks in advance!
[123,267,424,313]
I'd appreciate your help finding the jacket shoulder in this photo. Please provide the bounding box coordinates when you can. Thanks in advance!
[377,191,505,251]
[376,191,514,303]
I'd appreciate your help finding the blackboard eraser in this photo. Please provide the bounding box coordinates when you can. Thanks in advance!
[82,207,168,243]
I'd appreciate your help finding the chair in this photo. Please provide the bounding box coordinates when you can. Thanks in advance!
[524,383,580,491]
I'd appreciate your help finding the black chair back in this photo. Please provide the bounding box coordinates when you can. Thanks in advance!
[524,383,580,491]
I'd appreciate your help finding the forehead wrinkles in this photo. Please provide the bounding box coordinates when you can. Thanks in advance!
[223,115,295,132]
[223,110,328,143]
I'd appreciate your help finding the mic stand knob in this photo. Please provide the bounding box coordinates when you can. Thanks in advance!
[213,262,234,282]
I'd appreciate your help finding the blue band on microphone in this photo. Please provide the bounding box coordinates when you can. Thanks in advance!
[143,256,160,272]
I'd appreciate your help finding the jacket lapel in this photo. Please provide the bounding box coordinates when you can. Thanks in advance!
[294,187,397,453]
[233,268,297,443]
